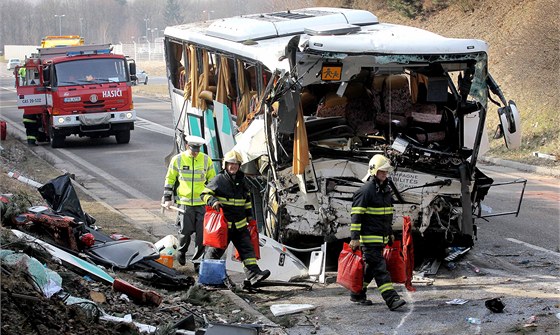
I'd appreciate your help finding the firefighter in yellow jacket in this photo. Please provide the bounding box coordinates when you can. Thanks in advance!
[163,135,216,267]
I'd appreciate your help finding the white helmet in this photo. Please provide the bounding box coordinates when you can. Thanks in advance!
[185,135,205,150]
[222,150,242,169]
[368,154,394,176]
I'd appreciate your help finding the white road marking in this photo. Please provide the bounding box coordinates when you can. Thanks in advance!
[506,237,560,256]
[135,118,175,137]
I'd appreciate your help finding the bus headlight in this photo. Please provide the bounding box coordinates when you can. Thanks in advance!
[126,112,133,119]
[57,117,65,124]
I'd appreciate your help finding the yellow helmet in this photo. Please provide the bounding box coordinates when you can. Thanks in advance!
[368,154,394,176]
[222,150,242,169]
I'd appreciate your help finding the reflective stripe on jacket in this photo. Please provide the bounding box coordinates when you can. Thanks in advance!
[164,152,215,206]
[350,177,393,245]
[201,170,252,229]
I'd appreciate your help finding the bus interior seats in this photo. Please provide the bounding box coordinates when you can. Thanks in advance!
[344,81,376,135]
[300,90,318,116]
[410,72,429,104]
[375,74,413,128]
[407,75,456,147]
[409,104,446,145]
[315,92,348,118]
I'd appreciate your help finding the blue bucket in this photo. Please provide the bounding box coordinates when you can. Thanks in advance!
[198,259,226,285]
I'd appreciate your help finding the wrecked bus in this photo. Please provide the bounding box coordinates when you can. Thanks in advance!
[163,7,522,259]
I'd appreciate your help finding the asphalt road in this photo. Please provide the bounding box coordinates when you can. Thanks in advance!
[1,73,559,334]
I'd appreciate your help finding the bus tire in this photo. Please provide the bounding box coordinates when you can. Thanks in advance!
[116,129,130,144]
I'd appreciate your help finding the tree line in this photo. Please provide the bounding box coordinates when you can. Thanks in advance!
[0,0,314,47]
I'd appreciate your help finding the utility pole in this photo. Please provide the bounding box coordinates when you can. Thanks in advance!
[79,18,84,36]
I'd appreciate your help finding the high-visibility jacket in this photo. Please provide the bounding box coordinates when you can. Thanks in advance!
[201,170,253,229]
[350,177,393,245]
[164,152,215,206]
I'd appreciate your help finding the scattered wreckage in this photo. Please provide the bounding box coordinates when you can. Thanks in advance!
[163,7,525,260]
[5,174,193,289]
[2,173,290,333]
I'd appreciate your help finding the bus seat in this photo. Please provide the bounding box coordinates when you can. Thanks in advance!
[375,74,413,128]
[409,104,451,145]
[316,92,347,117]
[344,82,375,135]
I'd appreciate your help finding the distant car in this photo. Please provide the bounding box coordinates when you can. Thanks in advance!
[6,58,21,71]
[135,69,148,85]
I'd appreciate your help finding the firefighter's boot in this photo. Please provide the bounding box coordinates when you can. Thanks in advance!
[27,139,37,146]
[244,265,271,285]
[350,288,373,306]
[387,295,406,311]
[177,252,186,266]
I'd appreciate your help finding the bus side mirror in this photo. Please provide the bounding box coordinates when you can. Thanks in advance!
[43,67,50,86]
[498,100,521,149]
[128,62,136,77]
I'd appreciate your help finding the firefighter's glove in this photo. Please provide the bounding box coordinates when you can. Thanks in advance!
[388,234,395,247]
[349,239,360,251]
[212,201,222,211]
[162,200,172,209]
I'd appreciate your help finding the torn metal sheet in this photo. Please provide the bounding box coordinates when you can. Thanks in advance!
[85,239,160,269]
[11,229,115,284]
[270,303,316,317]
[225,234,308,282]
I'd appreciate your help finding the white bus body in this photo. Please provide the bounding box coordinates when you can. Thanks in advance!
[163,7,522,258]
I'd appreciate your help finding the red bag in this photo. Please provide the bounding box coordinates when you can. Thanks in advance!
[336,242,364,293]
[203,206,228,249]
[235,219,260,260]
[383,240,406,283]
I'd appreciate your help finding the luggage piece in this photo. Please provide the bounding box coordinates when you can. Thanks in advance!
[336,242,364,293]
[383,240,406,283]
[234,219,260,260]
[203,206,228,249]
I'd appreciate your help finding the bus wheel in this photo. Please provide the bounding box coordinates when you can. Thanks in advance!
[115,129,130,144]
[50,133,65,148]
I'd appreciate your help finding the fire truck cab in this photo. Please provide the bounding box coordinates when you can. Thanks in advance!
[15,44,137,148]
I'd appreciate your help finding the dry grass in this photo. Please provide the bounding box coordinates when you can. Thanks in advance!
[136,60,166,76]
[133,83,169,99]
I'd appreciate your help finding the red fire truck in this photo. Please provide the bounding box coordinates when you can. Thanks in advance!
[15,44,137,148]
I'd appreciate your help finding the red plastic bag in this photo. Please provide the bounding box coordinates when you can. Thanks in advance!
[203,206,228,249]
[336,242,364,293]
[383,240,406,283]
[235,219,260,260]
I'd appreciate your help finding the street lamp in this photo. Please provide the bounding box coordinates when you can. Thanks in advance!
[143,18,150,41]
[54,14,66,35]
[150,28,158,42]
[79,18,84,36]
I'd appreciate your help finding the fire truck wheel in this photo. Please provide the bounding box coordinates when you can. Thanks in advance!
[50,134,65,148]
[115,129,131,144]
